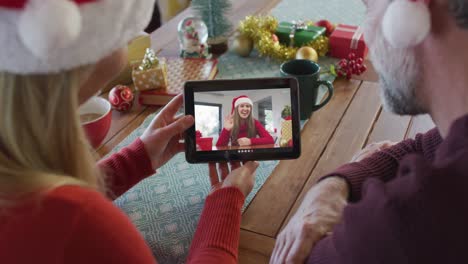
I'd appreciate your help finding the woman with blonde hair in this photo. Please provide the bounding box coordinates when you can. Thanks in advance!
[0,1,257,263]
[217,95,274,147]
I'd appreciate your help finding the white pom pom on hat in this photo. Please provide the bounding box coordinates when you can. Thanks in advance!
[382,0,431,48]
[18,0,82,59]
[0,0,155,74]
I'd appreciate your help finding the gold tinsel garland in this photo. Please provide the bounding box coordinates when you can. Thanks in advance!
[238,16,329,61]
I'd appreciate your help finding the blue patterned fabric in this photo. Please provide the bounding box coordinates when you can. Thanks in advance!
[114,0,365,263]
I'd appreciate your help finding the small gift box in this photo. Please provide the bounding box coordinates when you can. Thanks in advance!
[104,34,151,92]
[132,48,168,91]
[275,21,326,47]
[195,131,213,151]
[280,117,293,147]
[329,24,368,59]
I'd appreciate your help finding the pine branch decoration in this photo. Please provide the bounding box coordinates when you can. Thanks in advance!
[191,0,233,39]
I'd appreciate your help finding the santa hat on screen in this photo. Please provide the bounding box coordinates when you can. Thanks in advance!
[231,95,253,114]
[382,0,431,48]
[0,0,154,74]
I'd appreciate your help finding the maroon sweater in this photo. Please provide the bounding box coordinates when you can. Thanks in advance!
[308,115,468,263]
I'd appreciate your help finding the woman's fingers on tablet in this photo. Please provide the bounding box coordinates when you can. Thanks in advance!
[219,163,230,180]
[208,163,219,186]
[230,161,241,170]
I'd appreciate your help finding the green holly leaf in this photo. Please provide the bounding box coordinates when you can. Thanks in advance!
[330,65,337,76]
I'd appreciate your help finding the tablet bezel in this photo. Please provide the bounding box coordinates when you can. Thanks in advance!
[184,77,301,163]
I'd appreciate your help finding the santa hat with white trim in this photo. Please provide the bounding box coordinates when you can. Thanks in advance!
[0,0,155,74]
[231,95,253,114]
[382,0,432,48]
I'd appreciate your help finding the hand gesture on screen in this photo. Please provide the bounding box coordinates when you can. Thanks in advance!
[237,137,252,146]
[224,114,234,131]
[209,161,259,197]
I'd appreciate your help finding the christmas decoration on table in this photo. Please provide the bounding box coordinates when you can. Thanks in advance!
[295,46,318,62]
[178,17,211,59]
[237,16,329,61]
[104,34,151,92]
[195,130,213,151]
[315,20,336,37]
[275,21,326,47]
[327,52,368,80]
[139,58,218,106]
[280,105,293,148]
[109,85,135,112]
[329,24,368,59]
[132,48,168,91]
[232,34,254,57]
[191,0,233,55]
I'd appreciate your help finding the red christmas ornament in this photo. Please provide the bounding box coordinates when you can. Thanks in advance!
[315,20,336,36]
[272,34,279,43]
[109,85,134,112]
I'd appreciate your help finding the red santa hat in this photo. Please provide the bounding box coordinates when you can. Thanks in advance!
[0,0,154,74]
[382,0,431,48]
[231,95,253,114]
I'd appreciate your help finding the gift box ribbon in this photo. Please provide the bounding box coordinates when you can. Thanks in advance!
[278,21,311,47]
[335,26,363,50]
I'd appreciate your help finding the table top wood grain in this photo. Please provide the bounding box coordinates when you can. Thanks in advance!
[97,1,435,263]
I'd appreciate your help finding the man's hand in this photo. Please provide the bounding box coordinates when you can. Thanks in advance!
[351,140,396,162]
[237,137,252,146]
[140,94,195,170]
[209,161,259,197]
[270,177,348,264]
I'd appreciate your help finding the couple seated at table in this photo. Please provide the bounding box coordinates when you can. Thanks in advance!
[3,0,468,263]
[216,95,275,147]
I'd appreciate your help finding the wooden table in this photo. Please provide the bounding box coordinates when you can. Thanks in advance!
[97,1,435,263]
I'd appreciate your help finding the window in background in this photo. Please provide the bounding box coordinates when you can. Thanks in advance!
[256,97,274,133]
[195,102,222,138]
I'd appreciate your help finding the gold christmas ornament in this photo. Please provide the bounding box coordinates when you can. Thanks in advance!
[238,16,329,61]
[296,46,318,62]
[232,34,254,57]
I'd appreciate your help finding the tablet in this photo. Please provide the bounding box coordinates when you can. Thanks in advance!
[184,77,301,163]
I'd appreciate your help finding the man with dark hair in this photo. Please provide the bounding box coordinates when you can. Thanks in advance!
[271,0,468,263]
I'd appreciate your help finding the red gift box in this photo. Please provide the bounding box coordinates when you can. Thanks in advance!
[196,137,213,151]
[329,24,368,59]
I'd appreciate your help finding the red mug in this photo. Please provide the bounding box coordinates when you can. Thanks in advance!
[79,97,112,148]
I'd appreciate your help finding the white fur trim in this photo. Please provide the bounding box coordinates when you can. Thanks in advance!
[0,0,155,74]
[235,98,253,108]
[382,0,431,48]
[18,0,82,60]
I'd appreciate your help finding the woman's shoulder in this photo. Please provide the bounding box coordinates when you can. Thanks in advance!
[45,185,109,207]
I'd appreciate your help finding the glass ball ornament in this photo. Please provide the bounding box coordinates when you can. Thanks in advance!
[177,17,208,49]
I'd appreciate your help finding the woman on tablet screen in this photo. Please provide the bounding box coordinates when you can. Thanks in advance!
[217,95,274,147]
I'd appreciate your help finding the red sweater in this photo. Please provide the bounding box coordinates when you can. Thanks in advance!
[0,139,244,264]
[307,116,468,263]
[216,119,274,146]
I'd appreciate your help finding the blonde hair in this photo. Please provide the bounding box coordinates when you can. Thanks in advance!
[0,67,106,207]
[231,105,256,145]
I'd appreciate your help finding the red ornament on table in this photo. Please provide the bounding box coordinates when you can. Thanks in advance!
[315,20,335,36]
[109,85,134,112]
[272,33,279,43]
